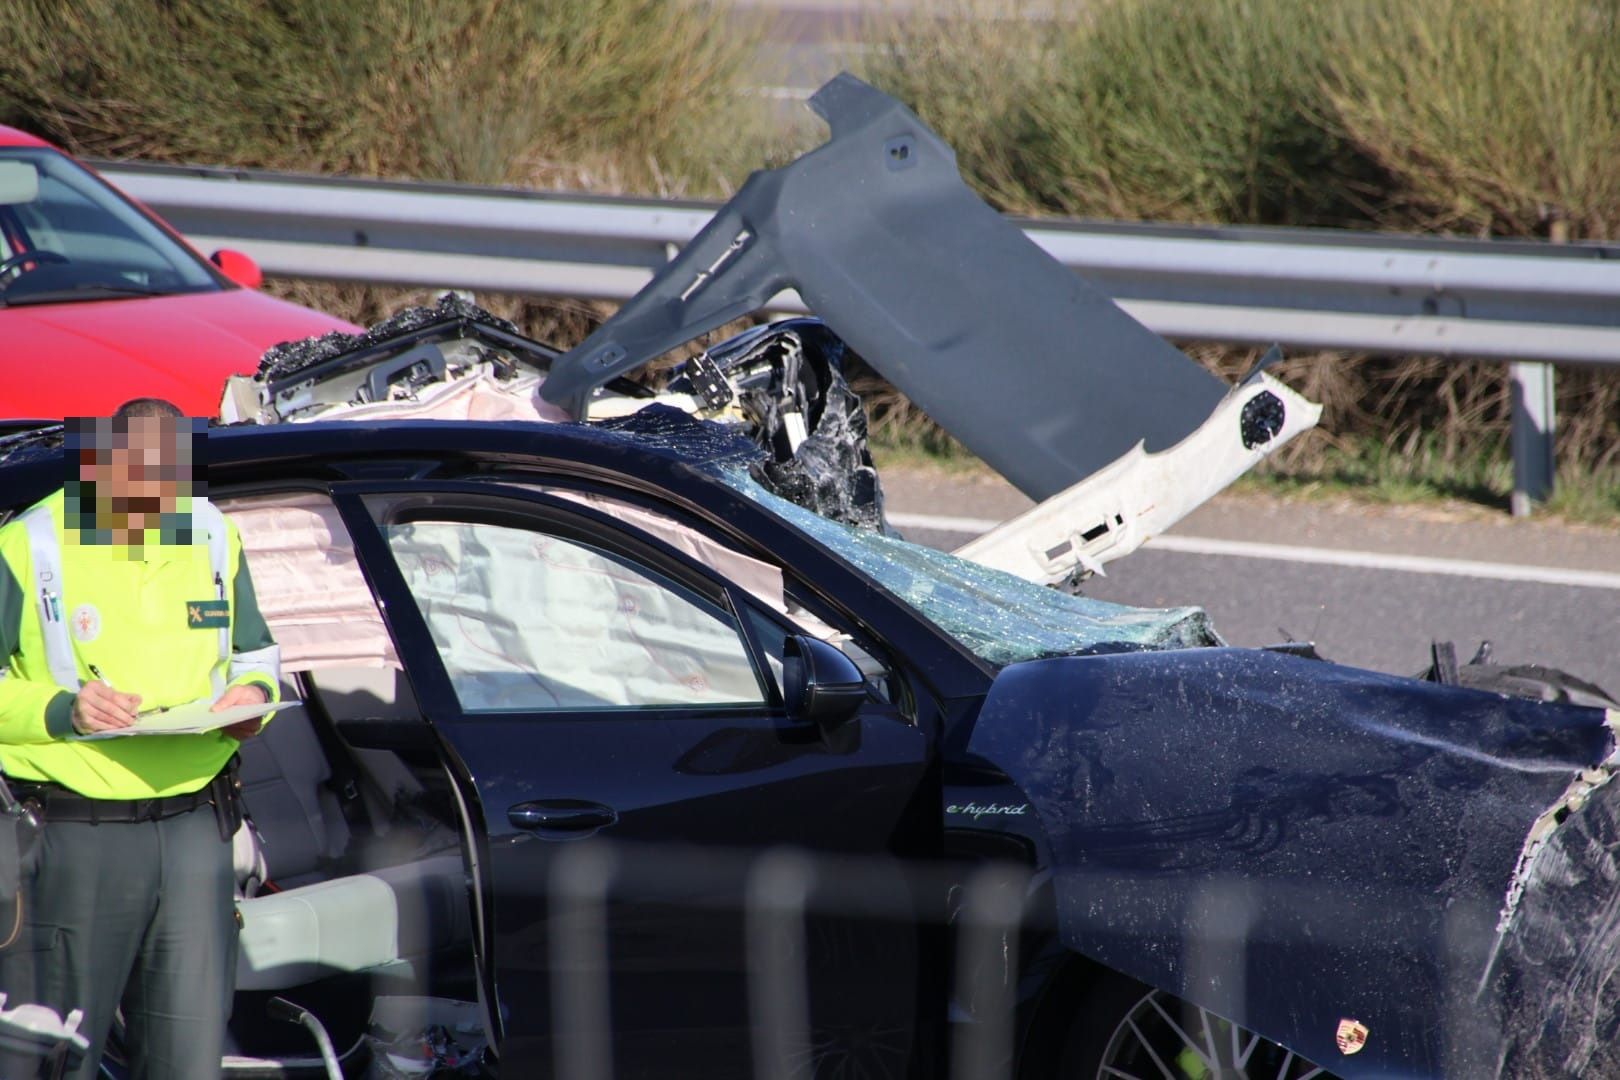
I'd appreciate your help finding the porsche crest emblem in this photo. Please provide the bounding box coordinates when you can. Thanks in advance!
[1335,1018,1369,1055]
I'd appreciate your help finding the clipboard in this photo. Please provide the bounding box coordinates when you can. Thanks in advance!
[73,698,299,740]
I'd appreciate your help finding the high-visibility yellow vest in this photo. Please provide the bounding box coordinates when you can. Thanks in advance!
[0,489,279,798]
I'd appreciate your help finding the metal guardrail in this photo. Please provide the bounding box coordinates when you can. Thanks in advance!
[97,161,1620,514]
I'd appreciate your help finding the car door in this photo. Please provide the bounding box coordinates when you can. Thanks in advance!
[334,480,934,1078]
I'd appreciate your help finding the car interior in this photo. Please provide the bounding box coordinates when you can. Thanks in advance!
[202,492,484,1075]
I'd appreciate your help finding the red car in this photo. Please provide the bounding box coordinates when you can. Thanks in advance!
[0,126,357,421]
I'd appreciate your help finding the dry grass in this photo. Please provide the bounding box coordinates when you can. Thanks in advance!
[1325,0,1620,240]
[863,0,1377,226]
[865,0,1620,238]
[0,0,770,194]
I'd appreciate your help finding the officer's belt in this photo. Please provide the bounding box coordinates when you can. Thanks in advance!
[10,761,240,827]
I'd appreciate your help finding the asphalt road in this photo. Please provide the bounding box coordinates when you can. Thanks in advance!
[882,467,1620,699]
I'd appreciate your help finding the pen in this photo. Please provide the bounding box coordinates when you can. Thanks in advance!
[87,663,106,683]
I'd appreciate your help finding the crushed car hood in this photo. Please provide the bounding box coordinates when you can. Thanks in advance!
[966,647,1620,1077]
[545,74,1263,500]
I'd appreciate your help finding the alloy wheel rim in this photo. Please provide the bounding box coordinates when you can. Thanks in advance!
[1094,989,1327,1080]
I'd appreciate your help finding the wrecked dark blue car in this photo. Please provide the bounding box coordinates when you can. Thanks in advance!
[3,407,1614,1080]
[3,76,1617,1080]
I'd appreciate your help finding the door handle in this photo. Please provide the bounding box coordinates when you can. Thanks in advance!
[507,799,618,832]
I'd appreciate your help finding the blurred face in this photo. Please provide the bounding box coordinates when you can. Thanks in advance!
[100,416,177,514]
[67,414,202,546]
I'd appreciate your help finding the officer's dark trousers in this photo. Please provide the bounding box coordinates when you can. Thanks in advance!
[0,802,236,1080]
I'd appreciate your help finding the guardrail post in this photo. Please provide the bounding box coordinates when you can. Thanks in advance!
[1509,360,1556,517]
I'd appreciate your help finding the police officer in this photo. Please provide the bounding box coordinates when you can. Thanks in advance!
[0,399,279,1080]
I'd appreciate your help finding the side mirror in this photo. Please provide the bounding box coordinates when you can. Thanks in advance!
[210,248,263,289]
[783,635,866,733]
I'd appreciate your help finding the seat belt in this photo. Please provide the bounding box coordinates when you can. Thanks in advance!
[293,672,373,836]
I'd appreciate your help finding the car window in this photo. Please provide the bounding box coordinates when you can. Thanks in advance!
[383,517,767,714]
[0,147,218,300]
[498,480,903,708]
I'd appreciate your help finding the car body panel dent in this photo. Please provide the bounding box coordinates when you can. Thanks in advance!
[964,647,1614,1076]
[1487,744,1620,1078]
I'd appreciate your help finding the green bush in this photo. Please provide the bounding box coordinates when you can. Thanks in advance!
[1325,0,1620,240]
[867,0,1379,226]
[868,0,1620,237]
[0,0,764,192]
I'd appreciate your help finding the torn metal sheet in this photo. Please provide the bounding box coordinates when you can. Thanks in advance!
[1417,640,1620,710]
[665,319,888,532]
[255,294,523,382]
[1486,711,1620,1078]
[230,305,893,533]
[542,74,1231,501]
[220,296,562,425]
[965,648,1616,1076]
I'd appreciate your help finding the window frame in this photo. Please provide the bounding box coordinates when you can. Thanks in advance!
[342,482,789,721]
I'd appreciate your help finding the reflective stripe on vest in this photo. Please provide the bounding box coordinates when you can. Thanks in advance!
[194,499,231,699]
[23,501,232,696]
[21,506,79,692]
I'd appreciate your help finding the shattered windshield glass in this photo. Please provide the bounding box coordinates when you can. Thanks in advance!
[570,405,1221,665]
[720,469,1221,666]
